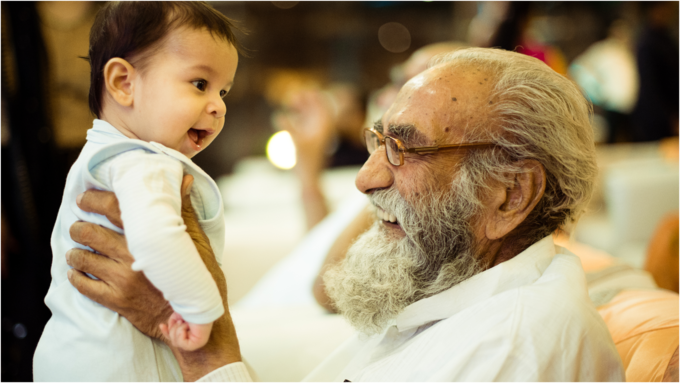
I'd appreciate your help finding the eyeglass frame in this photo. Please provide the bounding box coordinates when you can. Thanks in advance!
[363,127,496,167]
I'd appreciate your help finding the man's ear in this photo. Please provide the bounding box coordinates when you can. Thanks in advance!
[484,159,546,240]
[103,58,136,107]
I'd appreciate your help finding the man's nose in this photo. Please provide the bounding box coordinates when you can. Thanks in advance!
[355,147,394,194]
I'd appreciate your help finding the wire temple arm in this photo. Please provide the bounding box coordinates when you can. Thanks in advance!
[407,142,496,154]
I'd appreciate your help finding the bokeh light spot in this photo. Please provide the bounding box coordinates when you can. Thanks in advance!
[378,22,411,53]
[266,130,297,170]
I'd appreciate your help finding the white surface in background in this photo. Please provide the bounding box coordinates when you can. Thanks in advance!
[235,191,367,309]
[231,304,355,382]
[574,142,679,268]
[604,158,679,241]
[216,157,363,304]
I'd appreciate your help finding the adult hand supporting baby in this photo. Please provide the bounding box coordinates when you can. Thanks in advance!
[66,201,171,340]
[67,174,242,381]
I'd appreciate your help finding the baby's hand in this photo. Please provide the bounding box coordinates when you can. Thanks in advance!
[159,312,213,351]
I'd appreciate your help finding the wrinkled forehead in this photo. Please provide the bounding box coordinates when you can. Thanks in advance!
[381,62,496,145]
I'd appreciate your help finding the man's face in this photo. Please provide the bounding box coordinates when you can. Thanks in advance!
[324,63,498,334]
[356,62,497,241]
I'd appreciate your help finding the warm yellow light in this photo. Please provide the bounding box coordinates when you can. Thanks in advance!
[266,130,296,170]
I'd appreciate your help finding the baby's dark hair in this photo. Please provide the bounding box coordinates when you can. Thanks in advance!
[87,1,245,118]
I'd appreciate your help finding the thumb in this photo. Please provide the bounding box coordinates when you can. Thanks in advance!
[179,174,214,262]
[180,174,200,234]
[181,174,194,199]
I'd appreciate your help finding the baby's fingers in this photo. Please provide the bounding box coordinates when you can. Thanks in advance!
[173,322,189,341]
[169,314,180,327]
[159,323,170,340]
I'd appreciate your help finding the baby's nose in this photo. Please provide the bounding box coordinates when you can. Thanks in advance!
[209,98,226,118]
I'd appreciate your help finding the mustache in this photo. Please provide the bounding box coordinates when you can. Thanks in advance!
[325,180,484,335]
[369,184,480,283]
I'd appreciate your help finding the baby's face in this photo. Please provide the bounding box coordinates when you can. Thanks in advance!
[128,27,238,158]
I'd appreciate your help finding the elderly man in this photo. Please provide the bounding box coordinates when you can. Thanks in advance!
[66,48,625,381]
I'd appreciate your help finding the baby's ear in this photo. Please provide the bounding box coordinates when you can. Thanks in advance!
[103,58,136,107]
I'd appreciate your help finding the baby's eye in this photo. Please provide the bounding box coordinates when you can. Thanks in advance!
[220,90,227,98]
[192,80,207,91]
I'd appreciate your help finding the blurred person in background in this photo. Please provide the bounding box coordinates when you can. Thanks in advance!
[270,42,467,233]
[1,2,97,380]
[569,19,639,143]
[470,2,568,75]
[630,1,679,142]
[267,75,368,230]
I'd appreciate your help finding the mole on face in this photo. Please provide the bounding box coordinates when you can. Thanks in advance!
[445,127,450,132]
[452,97,457,102]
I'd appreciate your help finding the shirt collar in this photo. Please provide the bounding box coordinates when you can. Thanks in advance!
[88,119,129,144]
[395,235,556,332]
[87,119,192,164]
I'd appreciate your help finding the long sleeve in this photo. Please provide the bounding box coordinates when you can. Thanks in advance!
[198,362,254,382]
[91,149,224,324]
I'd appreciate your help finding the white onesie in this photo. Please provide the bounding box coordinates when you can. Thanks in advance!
[34,119,225,381]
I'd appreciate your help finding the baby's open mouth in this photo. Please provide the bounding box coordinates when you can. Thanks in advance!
[188,128,208,146]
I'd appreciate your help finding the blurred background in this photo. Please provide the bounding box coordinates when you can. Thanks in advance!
[1,1,678,381]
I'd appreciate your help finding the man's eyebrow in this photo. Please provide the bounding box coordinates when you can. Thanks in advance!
[373,119,384,133]
[387,124,430,146]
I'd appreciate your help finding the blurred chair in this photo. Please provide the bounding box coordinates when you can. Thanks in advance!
[644,212,679,294]
[598,289,678,382]
[557,234,679,382]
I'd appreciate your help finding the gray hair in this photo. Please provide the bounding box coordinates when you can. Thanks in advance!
[431,48,598,245]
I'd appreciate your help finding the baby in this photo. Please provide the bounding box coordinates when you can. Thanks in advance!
[33,2,241,381]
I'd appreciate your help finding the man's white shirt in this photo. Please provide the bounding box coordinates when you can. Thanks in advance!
[201,236,625,382]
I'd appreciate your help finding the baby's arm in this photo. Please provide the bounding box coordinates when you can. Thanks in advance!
[92,150,224,328]
[160,312,213,351]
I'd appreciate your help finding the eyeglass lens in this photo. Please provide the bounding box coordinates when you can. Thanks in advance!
[364,129,402,166]
[365,129,380,154]
[385,138,401,166]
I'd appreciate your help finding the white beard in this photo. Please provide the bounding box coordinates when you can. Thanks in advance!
[324,182,484,335]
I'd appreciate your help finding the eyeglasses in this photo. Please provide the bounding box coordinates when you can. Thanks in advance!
[363,127,496,167]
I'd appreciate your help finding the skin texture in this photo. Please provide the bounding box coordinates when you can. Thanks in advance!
[100,27,238,158]
[67,175,241,381]
[161,313,213,352]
